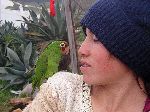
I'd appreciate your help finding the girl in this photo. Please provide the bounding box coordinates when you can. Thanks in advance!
[23,0,150,111]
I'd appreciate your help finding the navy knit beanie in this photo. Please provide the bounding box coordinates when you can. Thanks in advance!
[80,0,150,81]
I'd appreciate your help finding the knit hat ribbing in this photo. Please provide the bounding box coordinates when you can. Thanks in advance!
[80,0,150,80]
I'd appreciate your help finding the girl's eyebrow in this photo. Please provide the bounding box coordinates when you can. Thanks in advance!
[87,29,95,37]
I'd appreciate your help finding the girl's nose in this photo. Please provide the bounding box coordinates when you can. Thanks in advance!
[78,39,90,58]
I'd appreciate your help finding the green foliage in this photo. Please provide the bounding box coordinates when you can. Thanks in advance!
[0,90,13,112]
[0,42,37,90]
[0,80,14,112]
[0,21,28,67]
[32,41,63,89]
[0,21,28,45]
[0,21,38,90]
[19,92,30,98]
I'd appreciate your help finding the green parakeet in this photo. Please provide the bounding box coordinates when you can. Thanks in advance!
[32,40,70,89]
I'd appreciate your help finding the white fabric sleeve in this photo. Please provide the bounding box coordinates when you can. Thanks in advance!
[22,74,65,112]
[23,71,82,112]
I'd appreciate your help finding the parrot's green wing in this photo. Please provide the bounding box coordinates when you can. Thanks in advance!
[32,41,64,89]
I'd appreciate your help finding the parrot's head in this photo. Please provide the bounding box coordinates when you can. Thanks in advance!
[60,41,69,55]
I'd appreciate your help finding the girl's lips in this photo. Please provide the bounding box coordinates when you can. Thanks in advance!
[79,61,91,67]
[80,61,91,73]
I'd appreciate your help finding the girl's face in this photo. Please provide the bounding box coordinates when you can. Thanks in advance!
[78,28,132,85]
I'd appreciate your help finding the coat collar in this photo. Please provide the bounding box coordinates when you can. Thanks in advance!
[143,97,150,112]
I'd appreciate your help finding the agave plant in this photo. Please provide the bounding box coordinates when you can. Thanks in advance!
[0,44,7,67]
[0,21,28,67]
[0,21,30,52]
[0,21,28,44]
[0,42,37,90]
[17,0,68,42]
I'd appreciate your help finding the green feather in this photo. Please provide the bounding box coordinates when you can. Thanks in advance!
[32,41,63,89]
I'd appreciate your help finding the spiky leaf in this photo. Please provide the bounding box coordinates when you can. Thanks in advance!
[24,42,32,69]
[6,47,25,70]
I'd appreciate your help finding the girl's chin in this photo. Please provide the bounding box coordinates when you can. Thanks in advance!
[83,74,93,84]
[83,74,106,85]
[80,66,91,73]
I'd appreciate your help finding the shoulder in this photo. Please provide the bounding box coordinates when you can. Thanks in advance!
[48,71,82,80]
[45,71,83,98]
[23,72,83,112]
[46,72,83,110]
[47,71,83,88]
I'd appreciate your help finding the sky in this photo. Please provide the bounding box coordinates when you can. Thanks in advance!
[0,0,29,26]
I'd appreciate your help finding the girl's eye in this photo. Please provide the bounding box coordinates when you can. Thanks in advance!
[93,35,99,42]
[93,39,99,42]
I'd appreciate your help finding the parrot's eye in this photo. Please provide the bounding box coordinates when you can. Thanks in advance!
[60,42,66,48]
